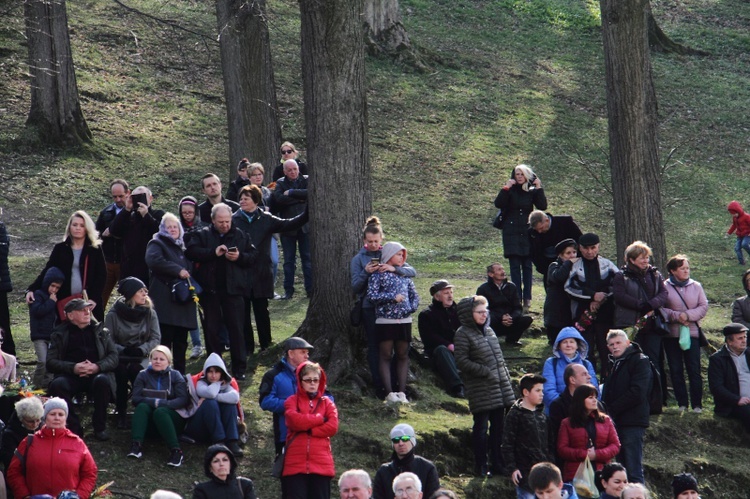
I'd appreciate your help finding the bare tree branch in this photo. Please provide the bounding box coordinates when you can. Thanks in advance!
[111,0,216,42]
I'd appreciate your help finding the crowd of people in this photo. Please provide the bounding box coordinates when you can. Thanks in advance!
[0,159,744,498]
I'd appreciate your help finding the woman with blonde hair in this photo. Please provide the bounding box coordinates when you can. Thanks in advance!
[494,165,547,310]
[273,141,310,181]
[128,345,189,467]
[26,210,106,320]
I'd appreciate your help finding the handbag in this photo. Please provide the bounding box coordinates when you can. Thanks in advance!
[492,209,504,230]
[572,456,598,498]
[652,311,671,336]
[350,297,364,327]
[271,432,299,478]
[171,277,202,303]
[57,256,88,321]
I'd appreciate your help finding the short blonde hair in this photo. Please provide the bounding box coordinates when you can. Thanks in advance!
[624,240,652,262]
[150,345,173,365]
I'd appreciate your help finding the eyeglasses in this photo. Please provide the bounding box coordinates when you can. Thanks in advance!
[394,486,418,496]
[281,149,294,154]
[391,435,411,443]
[473,310,489,315]
[302,378,320,384]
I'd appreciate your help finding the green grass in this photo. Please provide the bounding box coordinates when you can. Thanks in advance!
[1,0,750,496]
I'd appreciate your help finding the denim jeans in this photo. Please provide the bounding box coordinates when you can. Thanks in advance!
[735,236,750,264]
[281,230,312,295]
[616,425,645,483]
[185,398,239,442]
[189,327,202,348]
[271,237,280,284]
[663,336,702,408]
[508,256,533,300]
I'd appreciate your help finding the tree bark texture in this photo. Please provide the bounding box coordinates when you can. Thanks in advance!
[24,0,91,145]
[363,0,410,55]
[600,0,667,269]
[298,0,371,383]
[216,0,281,183]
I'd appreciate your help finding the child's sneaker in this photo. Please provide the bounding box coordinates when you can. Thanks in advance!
[127,441,142,459]
[167,448,184,467]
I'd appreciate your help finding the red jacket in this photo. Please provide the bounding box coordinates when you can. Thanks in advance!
[7,426,98,499]
[727,201,750,237]
[556,415,620,482]
[282,362,338,478]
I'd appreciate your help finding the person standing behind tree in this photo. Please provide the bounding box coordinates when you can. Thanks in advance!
[494,165,547,311]
[273,142,310,181]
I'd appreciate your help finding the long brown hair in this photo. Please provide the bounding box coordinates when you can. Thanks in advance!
[569,384,605,427]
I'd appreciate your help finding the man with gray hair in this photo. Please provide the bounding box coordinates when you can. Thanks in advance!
[391,472,422,499]
[186,203,257,380]
[109,185,164,285]
[272,159,311,299]
[527,210,582,281]
[339,469,372,499]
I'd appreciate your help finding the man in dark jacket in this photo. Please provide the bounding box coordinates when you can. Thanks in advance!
[47,298,118,440]
[476,263,533,346]
[372,424,440,499]
[417,280,464,398]
[108,185,164,286]
[198,173,240,223]
[528,210,583,281]
[186,203,257,379]
[0,219,15,355]
[708,323,750,432]
[272,160,311,299]
[95,179,130,306]
[601,330,651,484]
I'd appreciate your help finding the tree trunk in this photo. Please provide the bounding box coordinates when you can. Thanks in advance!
[363,0,410,54]
[646,3,709,56]
[216,0,281,183]
[600,0,667,269]
[24,0,91,145]
[298,0,371,383]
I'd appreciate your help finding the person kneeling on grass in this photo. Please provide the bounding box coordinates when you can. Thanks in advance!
[178,353,245,457]
[127,345,188,467]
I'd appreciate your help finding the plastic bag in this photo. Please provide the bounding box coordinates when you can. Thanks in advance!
[679,325,691,351]
[573,456,598,498]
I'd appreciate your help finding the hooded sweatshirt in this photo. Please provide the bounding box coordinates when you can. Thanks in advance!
[542,327,598,411]
[29,266,66,341]
[727,201,750,237]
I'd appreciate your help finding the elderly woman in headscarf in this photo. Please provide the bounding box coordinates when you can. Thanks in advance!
[145,212,197,374]
[193,443,256,498]
[494,164,547,311]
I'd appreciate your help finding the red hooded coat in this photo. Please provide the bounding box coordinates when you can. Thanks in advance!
[727,201,750,237]
[282,361,338,478]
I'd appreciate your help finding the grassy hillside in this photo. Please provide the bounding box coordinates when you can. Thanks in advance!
[1,0,750,497]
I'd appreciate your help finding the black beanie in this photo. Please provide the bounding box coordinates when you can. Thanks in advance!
[118,277,146,301]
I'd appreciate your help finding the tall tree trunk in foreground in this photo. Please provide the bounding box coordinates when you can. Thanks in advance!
[216,0,281,182]
[600,0,667,268]
[363,0,410,55]
[297,0,371,383]
[24,0,91,145]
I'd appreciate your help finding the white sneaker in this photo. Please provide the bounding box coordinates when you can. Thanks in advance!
[396,392,410,404]
[693,407,703,414]
[190,345,204,359]
[678,406,687,412]
[385,392,400,404]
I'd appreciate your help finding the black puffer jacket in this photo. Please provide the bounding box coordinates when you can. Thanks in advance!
[501,399,553,490]
[494,184,547,257]
[0,221,11,292]
[601,343,652,428]
[372,449,440,499]
[454,297,515,414]
[544,258,574,328]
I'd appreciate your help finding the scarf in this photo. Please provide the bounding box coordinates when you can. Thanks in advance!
[669,275,689,288]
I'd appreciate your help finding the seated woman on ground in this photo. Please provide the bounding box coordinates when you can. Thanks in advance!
[179,353,244,457]
[193,443,256,499]
[127,345,188,467]
[542,326,598,411]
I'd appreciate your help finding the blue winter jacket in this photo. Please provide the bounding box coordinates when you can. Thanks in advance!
[259,357,298,444]
[29,267,65,341]
[542,327,598,413]
[350,246,417,308]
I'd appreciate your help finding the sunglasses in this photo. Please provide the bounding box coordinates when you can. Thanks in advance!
[302,378,320,384]
[391,435,411,443]
[281,149,294,154]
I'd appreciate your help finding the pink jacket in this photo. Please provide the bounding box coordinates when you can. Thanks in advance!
[661,279,708,338]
